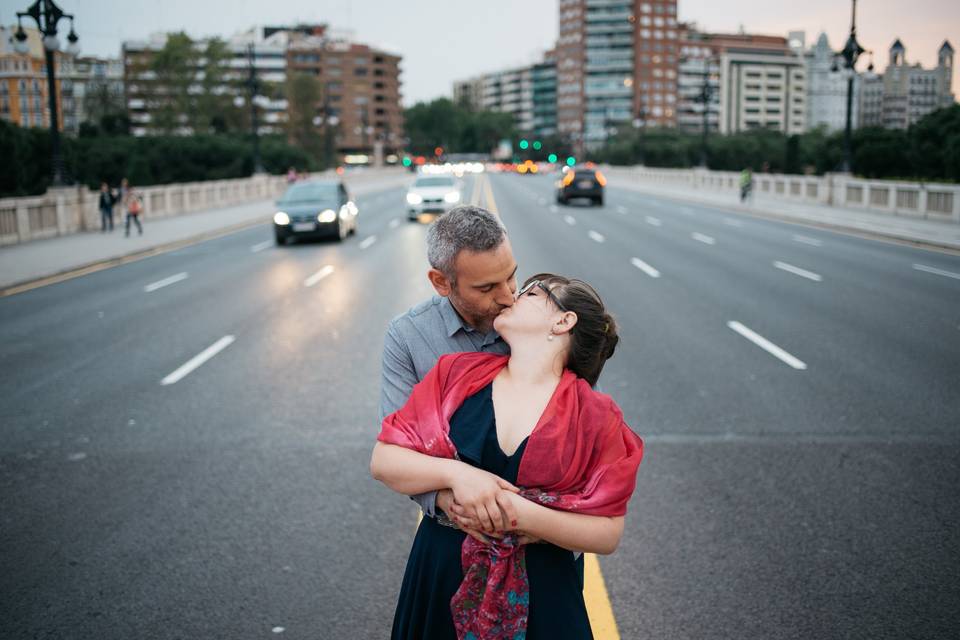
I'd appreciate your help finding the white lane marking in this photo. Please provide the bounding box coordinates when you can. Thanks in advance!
[616,205,628,215]
[631,257,661,278]
[549,205,559,213]
[723,218,743,227]
[250,240,272,253]
[692,232,716,245]
[913,263,960,280]
[645,216,661,227]
[588,230,605,243]
[727,321,807,370]
[389,219,400,229]
[304,265,335,287]
[792,234,823,247]
[359,235,377,250]
[564,215,576,226]
[161,335,236,385]
[144,272,188,293]
[773,261,822,282]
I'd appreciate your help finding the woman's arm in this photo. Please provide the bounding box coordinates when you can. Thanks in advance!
[497,491,625,555]
[370,441,461,495]
[370,442,521,532]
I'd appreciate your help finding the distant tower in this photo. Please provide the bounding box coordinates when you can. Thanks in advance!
[938,40,954,70]
[889,38,905,66]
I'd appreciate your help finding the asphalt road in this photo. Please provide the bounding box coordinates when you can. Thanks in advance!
[1,171,958,639]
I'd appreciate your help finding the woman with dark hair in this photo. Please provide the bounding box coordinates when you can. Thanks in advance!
[371,273,643,640]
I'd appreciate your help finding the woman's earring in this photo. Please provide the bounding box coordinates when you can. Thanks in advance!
[547,333,554,341]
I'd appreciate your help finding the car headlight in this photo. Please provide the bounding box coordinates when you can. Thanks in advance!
[274,211,290,225]
[444,191,461,203]
[317,209,337,223]
[406,192,423,205]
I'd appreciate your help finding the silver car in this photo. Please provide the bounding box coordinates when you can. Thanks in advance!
[405,175,463,220]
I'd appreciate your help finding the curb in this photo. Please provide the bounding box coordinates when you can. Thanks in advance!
[0,215,270,298]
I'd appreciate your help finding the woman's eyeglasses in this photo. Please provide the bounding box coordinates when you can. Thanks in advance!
[517,279,568,312]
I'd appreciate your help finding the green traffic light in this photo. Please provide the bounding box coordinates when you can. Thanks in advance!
[519,139,529,150]
[533,141,542,150]
[547,153,558,163]
[402,157,412,167]
[566,156,576,166]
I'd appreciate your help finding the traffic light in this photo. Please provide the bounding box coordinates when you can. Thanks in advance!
[434,146,444,157]
[532,140,542,150]
[566,156,576,167]
[519,139,529,150]
[547,153,558,163]
[402,157,412,167]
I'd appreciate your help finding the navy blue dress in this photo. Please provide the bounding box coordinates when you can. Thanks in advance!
[391,383,592,639]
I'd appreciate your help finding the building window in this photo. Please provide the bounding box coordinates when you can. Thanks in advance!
[354,68,368,76]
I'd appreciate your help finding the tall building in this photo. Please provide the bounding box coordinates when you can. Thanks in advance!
[532,59,558,137]
[677,28,790,134]
[557,0,679,152]
[123,28,290,136]
[718,33,807,135]
[286,28,403,156]
[858,71,884,127]
[880,39,954,129]
[58,55,124,135]
[0,26,63,130]
[805,32,858,132]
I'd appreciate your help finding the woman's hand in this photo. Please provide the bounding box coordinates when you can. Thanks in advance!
[448,466,520,533]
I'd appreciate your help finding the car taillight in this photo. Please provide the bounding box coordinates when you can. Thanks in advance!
[595,171,607,187]
[562,172,575,186]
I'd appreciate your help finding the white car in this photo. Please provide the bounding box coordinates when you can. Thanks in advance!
[406,175,463,220]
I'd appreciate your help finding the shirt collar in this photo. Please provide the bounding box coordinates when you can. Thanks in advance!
[438,296,502,347]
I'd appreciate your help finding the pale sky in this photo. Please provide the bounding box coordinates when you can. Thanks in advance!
[2,0,957,105]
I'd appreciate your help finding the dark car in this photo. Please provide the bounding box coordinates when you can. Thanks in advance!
[556,167,606,206]
[273,180,359,245]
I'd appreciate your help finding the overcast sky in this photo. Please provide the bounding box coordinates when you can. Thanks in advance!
[2,0,956,105]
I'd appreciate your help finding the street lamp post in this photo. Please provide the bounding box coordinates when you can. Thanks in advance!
[246,44,264,174]
[833,0,870,174]
[698,58,717,168]
[14,0,79,187]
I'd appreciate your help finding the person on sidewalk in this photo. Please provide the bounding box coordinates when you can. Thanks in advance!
[98,182,116,232]
[120,178,143,237]
[740,167,754,203]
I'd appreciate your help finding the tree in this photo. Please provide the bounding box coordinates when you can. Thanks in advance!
[150,32,198,133]
[195,37,243,134]
[285,72,324,164]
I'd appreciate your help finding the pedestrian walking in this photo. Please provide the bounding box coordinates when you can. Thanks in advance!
[740,167,754,203]
[370,206,644,639]
[98,182,116,232]
[120,178,143,237]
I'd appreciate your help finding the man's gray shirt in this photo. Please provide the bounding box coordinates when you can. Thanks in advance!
[380,295,510,517]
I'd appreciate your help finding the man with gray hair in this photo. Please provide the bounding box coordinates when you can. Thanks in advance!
[379,204,519,531]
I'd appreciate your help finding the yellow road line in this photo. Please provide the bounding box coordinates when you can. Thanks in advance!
[412,511,621,637]
[482,173,500,217]
[584,553,621,639]
[469,173,483,206]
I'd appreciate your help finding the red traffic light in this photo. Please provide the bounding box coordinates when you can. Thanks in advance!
[434,146,444,157]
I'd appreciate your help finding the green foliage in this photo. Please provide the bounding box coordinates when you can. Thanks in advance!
[0,119,315,196]
[285,72,327,166]
[404,98,517,155]
[594,105,960,182]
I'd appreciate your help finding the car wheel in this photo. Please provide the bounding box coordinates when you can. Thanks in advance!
[595,196,604,206]
[275,231,287,245]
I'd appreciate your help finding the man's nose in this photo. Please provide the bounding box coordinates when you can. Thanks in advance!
[495,283,515,306]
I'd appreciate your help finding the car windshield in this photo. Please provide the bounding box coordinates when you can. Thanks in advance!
[280,182,339,204]
[414,177,456,188]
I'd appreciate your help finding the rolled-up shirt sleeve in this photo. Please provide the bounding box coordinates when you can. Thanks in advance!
[379,320,438,518]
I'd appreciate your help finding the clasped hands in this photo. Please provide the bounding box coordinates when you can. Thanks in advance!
[437,465,541,546]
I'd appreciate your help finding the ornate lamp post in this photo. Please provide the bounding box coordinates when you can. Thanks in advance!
[14,0,79,187]
[832,0,872,173]
[697,58,718,168]
[246,44,265,174]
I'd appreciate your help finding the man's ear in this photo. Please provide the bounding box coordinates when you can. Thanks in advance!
[428,269,453,297]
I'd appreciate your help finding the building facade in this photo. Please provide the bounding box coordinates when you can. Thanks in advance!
[718,40,807,135]
[879,39,954,129]
[453,76,484,111]
[805,31,858,132]
[58,55,124,135]
[532,60,558,137]
[0,26,63,130]
[286,28,403,156]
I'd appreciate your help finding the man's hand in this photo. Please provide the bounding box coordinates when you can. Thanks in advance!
[436,488,456,518]
[448,466,520,533]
